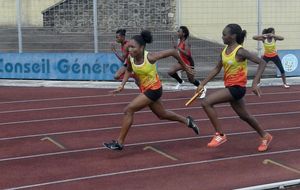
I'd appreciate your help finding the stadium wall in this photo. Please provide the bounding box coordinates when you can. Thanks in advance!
[181,0,300,51]
[0,0,61,26]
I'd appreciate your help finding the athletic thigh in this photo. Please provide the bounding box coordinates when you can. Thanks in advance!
[168,63,184,74]
[125,93,153,113]
[202,88,235,106]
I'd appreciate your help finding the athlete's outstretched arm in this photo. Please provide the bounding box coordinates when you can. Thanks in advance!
[111,43,129,63]
[271,34,284,41]
[252,35,266,41]
[148,49,193,75]
[237,49,267,96]
[253,33,284,41]
[196,59,222,93]
[112,58,133,94]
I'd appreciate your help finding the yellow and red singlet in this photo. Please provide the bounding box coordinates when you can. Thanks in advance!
[222,45,248,87]
[129,51,161,92]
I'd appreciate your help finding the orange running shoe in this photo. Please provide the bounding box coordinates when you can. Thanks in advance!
[258,133,273,152]
[207,133,227,148]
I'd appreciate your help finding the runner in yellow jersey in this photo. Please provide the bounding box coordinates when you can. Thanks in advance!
[253,27,289,88]
[195,24,272,152]
[104,30,199,151]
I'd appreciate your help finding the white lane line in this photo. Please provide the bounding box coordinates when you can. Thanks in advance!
[0,89,299,105]
[6,148,300,190]
[0,98,299,114]
[1,107,300,142]
[0,89,182,105]
[0,97,189,114]
[1,110,300,140]
[0,93,138,105]
[1,125,300,163]
[0,96,299,127]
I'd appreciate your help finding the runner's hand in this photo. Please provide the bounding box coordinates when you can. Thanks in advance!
[252,83,261,97]
[111,43,117,52]
[262,34,268,39]
[196,84,204,94]
[110,85,124,95]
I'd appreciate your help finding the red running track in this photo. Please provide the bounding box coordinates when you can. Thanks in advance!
[0,85,299,190]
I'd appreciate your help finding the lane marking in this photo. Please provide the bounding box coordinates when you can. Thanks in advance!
[143,146,178,161]
[0,89,299,105]
[0,93,300,114]
[0,102,299,127]
[0,97,190,114]
[263,159,300,174]
[6,148,300,190]
[1,124,300,142]
[0,90,187,105]
[1,112,300,141]
[41,137,66,150]
[0,93,139,105]
[1,126,300,162]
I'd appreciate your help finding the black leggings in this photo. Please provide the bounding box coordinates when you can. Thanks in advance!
[263,55,285,74]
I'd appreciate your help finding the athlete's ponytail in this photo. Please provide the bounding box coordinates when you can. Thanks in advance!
[226,24,247,45]
[140,30,153,44]
[132,30,153,47]
[239,30,247,44]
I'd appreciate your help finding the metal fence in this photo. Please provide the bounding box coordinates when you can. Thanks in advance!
[0,0,299,79]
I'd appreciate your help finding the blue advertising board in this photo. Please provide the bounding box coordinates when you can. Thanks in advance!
[0,53,122,80]
[277,50,300,77]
